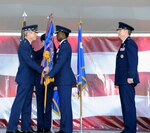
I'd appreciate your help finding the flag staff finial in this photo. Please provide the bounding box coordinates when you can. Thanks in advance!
[78,19,84,26]
[22,12,27,21]
[47,13,54,19]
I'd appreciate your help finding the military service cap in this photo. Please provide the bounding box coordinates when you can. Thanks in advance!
[117,22,134,31]
[22,24,38,33]
[55,25,71,34]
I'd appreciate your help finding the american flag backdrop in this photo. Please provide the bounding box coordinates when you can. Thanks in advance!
[0,35,150,131]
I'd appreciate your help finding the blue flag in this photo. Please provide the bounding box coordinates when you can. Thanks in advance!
[41,15,60,116]
[77,22,87,96]
[52,88,60,116]
[41,19,55,71]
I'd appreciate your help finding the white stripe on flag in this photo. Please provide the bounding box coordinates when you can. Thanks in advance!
[0,95,149,119]
[0,54,18,76]
[72,50,150,74]
[0,51,150,76]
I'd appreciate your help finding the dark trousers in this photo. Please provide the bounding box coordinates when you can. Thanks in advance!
[7,84,34,131]
[35,85,54,130]
[58,85,73,133]
[119,84,136,133]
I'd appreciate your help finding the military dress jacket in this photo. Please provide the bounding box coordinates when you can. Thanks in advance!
[49,39,76,86]
[15,39,43,85]
[115,37,140,86]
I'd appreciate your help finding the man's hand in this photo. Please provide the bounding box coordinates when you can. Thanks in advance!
[127,78,134,84]
[43,66,50,73]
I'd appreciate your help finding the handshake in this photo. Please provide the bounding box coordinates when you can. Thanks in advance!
[42,66,54,85]
[43,66,50,74]
[42,66,50,78]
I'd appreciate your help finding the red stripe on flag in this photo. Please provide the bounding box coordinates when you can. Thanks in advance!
[68,37,150,53]
[1,36,150,54]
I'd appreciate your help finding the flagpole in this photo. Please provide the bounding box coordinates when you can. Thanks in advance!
[78,21,83,133]
[80,89,83,133]
[77,21,87,133]
[43,13,54,113]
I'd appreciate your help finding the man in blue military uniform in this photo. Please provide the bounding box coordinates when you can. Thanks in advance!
[34,34,56,133]
[115,22,140,133]
[6,25,49,133]
[47,25,76,133]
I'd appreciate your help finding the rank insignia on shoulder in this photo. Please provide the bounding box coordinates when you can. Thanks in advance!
[120,54,124,58]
